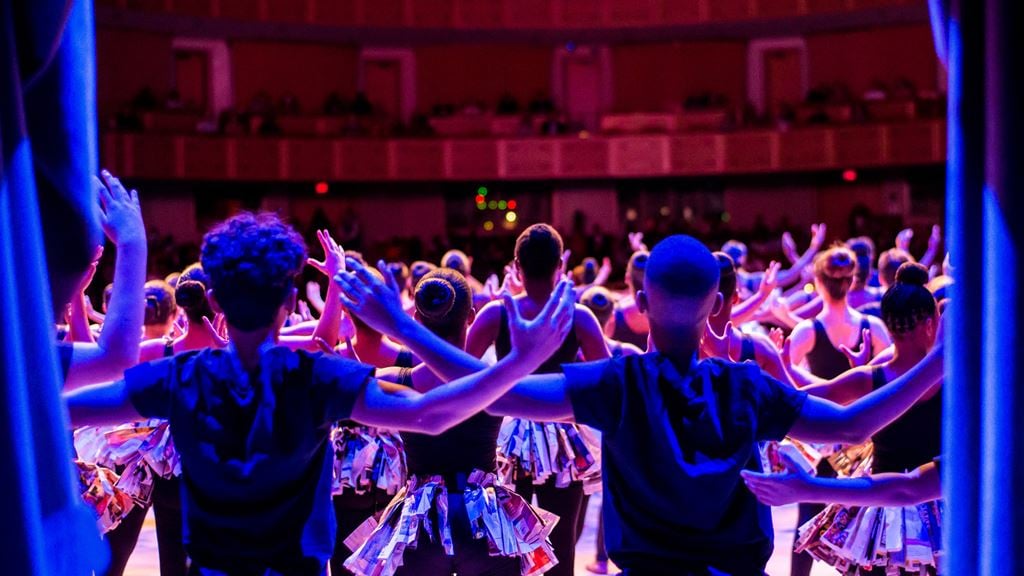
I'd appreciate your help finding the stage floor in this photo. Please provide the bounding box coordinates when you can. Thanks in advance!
[123,495,839,575]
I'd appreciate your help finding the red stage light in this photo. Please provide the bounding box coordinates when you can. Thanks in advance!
[475,194,486,204]
[315,181,329,195]
[842,169,858,182]
[507,200,517,210]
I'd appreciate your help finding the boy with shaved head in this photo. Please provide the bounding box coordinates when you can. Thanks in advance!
[352,234,944,576]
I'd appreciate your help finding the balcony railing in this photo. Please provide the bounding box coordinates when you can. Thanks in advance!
[102,119,945,182]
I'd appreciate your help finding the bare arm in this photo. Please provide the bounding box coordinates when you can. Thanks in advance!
[352,352,545,434]
[742,460,940,507]
[774,223,827,287]
[485,373,574,421]
[65,173,147,389]
[348,282,577,434]
[732,261,781,325]
[788,343,944,444]
[63,380,143,427]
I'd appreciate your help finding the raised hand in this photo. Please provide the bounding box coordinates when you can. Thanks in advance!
[500,267,524,297]
[758,261,782,297]
[559,250,572,278]
[809,223,827,250]
[839,328,872,368]
[781,232,799,264]
[78,246,103,294]
[95,170,144,247]
[628,232,648,253]
[505,280,575,368]
[740,451,814,507]
[482,274,501,302]
[203,313,229,348]
[927,225,941,252]
[595,257,613,286]
[334,258,407,338]
[297,300,314,322]
[768,327,785,351]
[895,228,914,252]
[307,229,345,277]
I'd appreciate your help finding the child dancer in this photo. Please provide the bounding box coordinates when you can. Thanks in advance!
[779,263,943,575]
[465,224,609,576]
[345,268,553,576]
[64,212,576,576]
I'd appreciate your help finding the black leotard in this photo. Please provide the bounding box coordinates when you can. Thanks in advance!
[869,366,943,473]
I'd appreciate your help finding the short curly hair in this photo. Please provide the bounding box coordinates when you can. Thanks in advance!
[200,212,307,330]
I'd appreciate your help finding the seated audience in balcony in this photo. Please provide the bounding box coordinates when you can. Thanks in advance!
[496,92,520,115]
[352,91,373,116]
[278,92,301,115]
[323,92,348,115]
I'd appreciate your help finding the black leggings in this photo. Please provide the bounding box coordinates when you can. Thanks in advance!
[514,476,585,576]
[395,491,520,576]
[104,475,189,576]
[329,489,392,576]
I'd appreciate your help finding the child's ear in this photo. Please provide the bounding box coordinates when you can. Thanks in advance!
[711,292,724,316]
[636,290,649,314]
[466,307,477,326]
[207,289,223,315]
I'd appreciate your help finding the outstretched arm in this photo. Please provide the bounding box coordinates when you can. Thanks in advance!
[65,172,147,389]
[788,342,944,444]
[348,281,577,435]
[337,258,494,381]
[742,457,940,507]
[732,261,781,325]
[774,223,827,288]
[63,380,143,427]
[484,373,574,421]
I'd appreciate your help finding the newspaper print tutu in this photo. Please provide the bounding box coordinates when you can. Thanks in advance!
[496,418,602,494]
[343,470,560,576]
[759,438,874,478]
[331,425,407,496]
[75,460,137,533]
[795,501,943,575]
[73,419,180,530]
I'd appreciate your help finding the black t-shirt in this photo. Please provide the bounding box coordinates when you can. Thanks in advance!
[565,354,807,574]
[125,346,374,570]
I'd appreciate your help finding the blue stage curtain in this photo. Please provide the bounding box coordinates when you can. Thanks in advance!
[1,0,106,573]
[931,0,1024,573]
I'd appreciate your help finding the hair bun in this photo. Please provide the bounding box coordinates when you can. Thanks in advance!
[416,277,456,321]
[175,279,207,310]
[894,262,929,287]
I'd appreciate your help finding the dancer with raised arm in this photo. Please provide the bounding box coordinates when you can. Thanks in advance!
[64,212,576,576]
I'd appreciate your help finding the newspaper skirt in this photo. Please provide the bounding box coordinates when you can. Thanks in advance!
[795,501,944,575]
[496,418,601,495]
[343,470,560,576]
[331,425,407,496]
[73,420,180,533]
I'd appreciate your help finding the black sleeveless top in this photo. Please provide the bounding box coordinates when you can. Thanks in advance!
[869,366,943,473]
[805,318,871,379]
[393,347,415,368]
[611,307,648,351]
[495,303,579,374]
[739,335,756,363]
[396,368,503,484]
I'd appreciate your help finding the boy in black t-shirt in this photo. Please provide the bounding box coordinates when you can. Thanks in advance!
[63,212,576,575]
